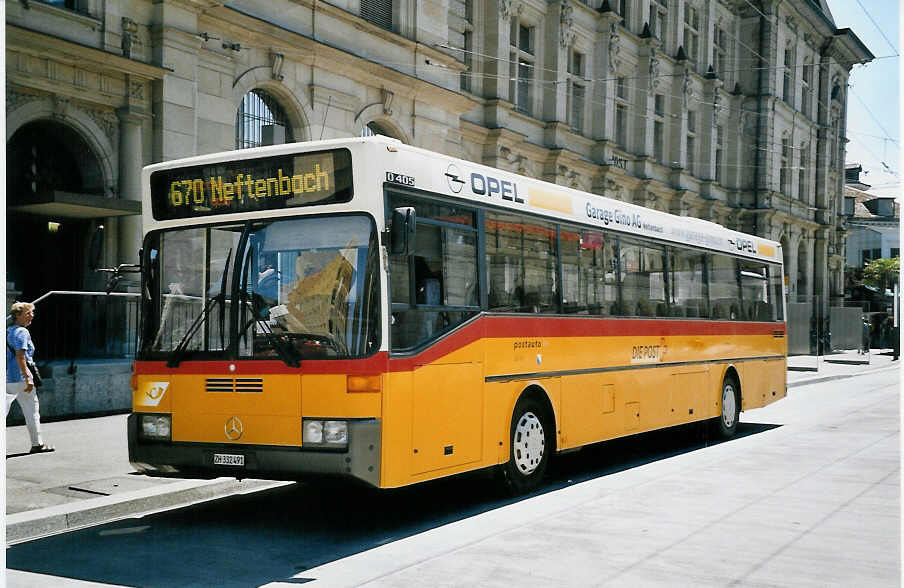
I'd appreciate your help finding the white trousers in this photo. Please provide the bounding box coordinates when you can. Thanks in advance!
[5,381,43,447]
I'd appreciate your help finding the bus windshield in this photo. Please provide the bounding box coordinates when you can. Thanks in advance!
[140,214,381,363]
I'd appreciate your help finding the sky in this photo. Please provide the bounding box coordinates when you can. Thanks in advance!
[825,0,900,199]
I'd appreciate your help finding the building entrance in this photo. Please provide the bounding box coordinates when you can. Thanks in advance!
[6,119,109,360]
[7,119,105,302]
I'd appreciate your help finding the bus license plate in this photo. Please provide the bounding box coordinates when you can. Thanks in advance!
[214,453,245,466]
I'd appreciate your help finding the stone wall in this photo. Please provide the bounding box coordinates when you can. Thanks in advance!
[6,360,133,425]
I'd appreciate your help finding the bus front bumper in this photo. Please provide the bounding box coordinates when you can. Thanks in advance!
[127,415,382,488]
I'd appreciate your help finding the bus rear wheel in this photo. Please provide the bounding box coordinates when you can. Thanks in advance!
[501,396,552,495]
[714,374,741,439]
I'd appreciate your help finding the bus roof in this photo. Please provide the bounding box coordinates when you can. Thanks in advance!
[143,136,783,264]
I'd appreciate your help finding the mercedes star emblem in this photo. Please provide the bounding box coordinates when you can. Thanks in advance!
[224,416,244,441]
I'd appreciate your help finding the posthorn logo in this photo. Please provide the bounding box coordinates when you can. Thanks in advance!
[142,382,169,407]
[445,163,465,193]
[224,416,244,441]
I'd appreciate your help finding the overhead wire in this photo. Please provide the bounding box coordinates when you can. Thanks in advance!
[854,0,900,57]
[848,88,898,145]
[432,18,898,176]
[217,0,897,179]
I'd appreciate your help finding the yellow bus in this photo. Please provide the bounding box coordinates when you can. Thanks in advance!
[129,136,787,493]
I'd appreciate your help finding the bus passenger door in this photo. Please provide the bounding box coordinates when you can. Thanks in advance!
[410,362,484,475]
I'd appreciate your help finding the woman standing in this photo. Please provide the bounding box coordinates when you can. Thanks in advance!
[6,302,53,453]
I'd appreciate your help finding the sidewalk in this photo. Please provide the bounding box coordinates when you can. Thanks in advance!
[786,348,899,386]
[5,351,899,545]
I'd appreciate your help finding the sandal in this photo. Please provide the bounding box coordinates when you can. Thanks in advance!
[29,444,55,454]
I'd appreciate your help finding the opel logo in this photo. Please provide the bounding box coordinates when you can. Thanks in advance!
[445,163,465,193]
[224,416,244,441]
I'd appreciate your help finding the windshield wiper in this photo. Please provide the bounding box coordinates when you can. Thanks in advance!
[167,248,232,368]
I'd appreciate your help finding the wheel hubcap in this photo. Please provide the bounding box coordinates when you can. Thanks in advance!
[722,384,737,428]
[513,411,545,475]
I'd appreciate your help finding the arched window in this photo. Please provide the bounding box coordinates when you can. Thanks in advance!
[361,121,393,138]
[236,89,293,149]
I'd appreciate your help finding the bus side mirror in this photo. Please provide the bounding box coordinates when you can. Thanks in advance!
[390,207,416,256]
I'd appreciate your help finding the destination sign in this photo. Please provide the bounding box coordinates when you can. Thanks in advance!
[150,148,353,220]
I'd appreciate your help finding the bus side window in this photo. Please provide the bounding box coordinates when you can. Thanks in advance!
[620,238,666,318]
[709,252,742,321]
[414,255,442,305]
[738,259,774,322]
[668,247,706,319]
[486,211,557,314]
[389,196,479,351]
[562,226,615,316]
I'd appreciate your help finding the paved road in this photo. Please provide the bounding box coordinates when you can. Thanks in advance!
[5,368,899,587]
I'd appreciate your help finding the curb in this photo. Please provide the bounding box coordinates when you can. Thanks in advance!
[6,477,288,545]
[787,364,899,389]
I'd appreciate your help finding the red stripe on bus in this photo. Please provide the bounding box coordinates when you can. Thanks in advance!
[133,317,784,376]
[133,353,389,375]
[386,316,784,372]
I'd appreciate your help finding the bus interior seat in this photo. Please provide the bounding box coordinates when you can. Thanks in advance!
[742,301,755,320]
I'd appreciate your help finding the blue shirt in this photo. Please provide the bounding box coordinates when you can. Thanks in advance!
[6,326,35,383]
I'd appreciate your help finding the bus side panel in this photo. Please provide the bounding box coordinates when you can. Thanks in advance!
[409,362,484,475]
[736,358,787,411]
[379,324,787,487]
[669,368,709,424]
[483,380,519,466]
[381,370,414,488]
[300,374,382,418]
[560,374,618,449]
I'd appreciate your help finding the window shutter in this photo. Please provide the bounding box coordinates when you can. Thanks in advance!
[362,0,393,31]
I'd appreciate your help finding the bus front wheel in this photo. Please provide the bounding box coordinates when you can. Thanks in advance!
[714,374,741,439]
[501,396,553,495]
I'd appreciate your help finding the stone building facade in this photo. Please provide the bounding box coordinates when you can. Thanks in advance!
[7,0,872,332]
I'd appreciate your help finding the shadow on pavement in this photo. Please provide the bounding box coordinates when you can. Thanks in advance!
[6,451,34,459]
[6,420,781,587]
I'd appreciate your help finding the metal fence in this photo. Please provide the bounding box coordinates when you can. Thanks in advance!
[788,295,822,356]
[788,295,882,366]
[24,291,140,362]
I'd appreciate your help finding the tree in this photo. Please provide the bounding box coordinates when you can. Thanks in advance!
[862,257,900,293]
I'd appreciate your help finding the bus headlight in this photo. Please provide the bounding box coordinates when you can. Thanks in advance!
[302,419,348,448]
[139,414,172,441]
[303,420,323,444]
[323,420,349,445]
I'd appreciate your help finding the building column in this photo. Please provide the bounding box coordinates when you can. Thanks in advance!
[543,1,572,124]
[592,13,619,145]
[786,230,800,299]
[636,42,662,177]
[486,0,517,101]
[798,231,815,299]
[814,228,829,314]
[117,106,143,266]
